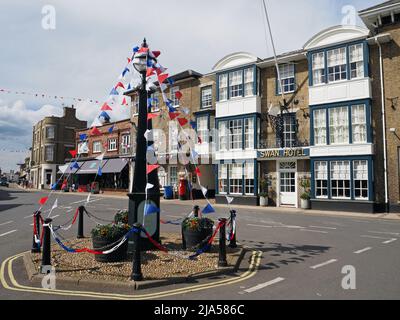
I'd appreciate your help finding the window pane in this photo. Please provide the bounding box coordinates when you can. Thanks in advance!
[330,161,351,199]
[352,104,367,143]
[313,109,327,145]
[349,44,364,79]
[353,160,369,200]
[327,47,347,82]
[229,70,243,98]
[278,64,295,94]
[329,107,349,144]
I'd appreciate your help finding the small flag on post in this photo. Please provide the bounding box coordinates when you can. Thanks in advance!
[147,113,159,121]
[201,186,208,197]
[39,197,49,206]
[69,150,77,158]
[71,162,80,170]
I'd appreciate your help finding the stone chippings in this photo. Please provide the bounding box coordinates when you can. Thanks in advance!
[31,233,240,282]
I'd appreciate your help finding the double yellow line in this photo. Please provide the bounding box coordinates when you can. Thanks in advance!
[0,251,262,300]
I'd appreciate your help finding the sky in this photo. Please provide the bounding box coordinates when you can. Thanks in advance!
[0,0,383,172]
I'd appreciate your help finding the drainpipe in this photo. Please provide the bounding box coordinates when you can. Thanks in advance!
[376,37,389,213]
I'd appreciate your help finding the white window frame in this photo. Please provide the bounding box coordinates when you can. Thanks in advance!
[329,106,349,145]
[219,74,228,101]
[327,47,347,83]
[45,126,55,139]
[121,134,131,155]
[197,116,208,145]
[244,162,255,195]
[229,70,243,98]
[312,52,326,85]
[277,63,295,94]
[351,104,367,143]
[229,163,243,195]
[330,160,351,199]
[314,161,328,199]
[349,44,364,80]
[108,138,117,151]
[313,109,327,146]
[353,160,369,200]
[218,164,228,195]
[229,119,243,150]
[201,87,212,109]
[169,166,178,187]
[244,67,254,97]
[218,121,228,151]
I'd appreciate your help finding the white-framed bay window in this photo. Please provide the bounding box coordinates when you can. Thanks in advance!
[349,44,364,79]
[329,106,349,144]
[327,47,347,82]
[229,70,243,98]
[314,161,328,198]
[229,164,243,195]
[330,160,351,199]
[351,104,367,143]
[353,160,368,200]
[244,118,254,149]
[229,119,243,150]
[244,162,255,195]
[277,63,295,94]
[312,52,325,85]
[218,164,228,194]
[313,109,327,145]
[219,74,228,101]
[244,67,254,97]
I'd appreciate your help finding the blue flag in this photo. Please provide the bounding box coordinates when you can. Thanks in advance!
[71,162,79,170]
[133,46,139,53]
[202,203,215,214]
[122,67,130,77]
[145,203,160,216]
[167,78,175,85]
[108,125,115,133]
[97,167,102,177]
[51,183,57,191]
[190,121,197,130]
[109,88,119,95]
[79,134,87,141]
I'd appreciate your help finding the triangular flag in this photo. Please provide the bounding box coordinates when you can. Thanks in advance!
[146,68,155,77]
[145,203,160,216]
[181,107,190,115]
[202,203,215,214]
[101,103,112,111]
[133,46,139,53]
[147,164,160,175]
[39,197,49,206]
[169,112,180,120]
[175,91,183,100]
[96,153,105,161]
[97,167,102,177]
[195,167,202,177]
[91,118,103,128]
[122,97,128,106]
[138,47,149,53]
[108,125,115,133]
[69,150,77,158]
[91,127,102,136]
[127,57,132,64]
[226,196,234,204]
[109,88,119,95]
[160,83,168,92]
[51,183,57,191]
[191,150,199,159]
[51,199,58,211]
[61,180,68,190]
[127,83,132,90]
[190,121,197,130]
[198,136,203,144]
[79,134,88,141]
[152,51,161,58]
[71,162,80,170]
[146,183,154,190]
[115,82,125,89]
[144,130,153,141]
[201,186,208,197]
[177,118,188,126]
[157,73,169,84]
[167,78,175,85]
[122,67,130,77]
[147,113,160,120]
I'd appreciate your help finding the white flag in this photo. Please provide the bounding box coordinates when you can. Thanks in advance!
[90,118,103,128]
[146,183,154,190]
[86,193,91,204]
[144,129,153,141]
[51,199,58,211]
[95,153,105,161]
[181,107,190,115]
[201,186,208,197]
[226,196,234,204]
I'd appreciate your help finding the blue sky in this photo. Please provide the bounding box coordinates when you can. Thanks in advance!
[0,0,383,172]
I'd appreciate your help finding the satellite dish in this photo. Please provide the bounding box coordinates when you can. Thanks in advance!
[268,103,280,117]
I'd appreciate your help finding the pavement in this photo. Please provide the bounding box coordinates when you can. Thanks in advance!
[1,185,400,300]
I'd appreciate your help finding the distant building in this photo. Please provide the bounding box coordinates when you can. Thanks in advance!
[30,106,87,189]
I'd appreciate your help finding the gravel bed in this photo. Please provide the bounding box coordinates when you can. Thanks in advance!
[31,233,240,282]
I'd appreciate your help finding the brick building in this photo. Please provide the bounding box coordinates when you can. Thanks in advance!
[30,106,87,189]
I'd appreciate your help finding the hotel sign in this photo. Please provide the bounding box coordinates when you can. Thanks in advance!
[258,148,310,159]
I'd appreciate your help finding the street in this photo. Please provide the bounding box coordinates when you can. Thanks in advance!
[1,186,400,300]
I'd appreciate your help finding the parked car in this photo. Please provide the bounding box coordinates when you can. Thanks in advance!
[0,178,9,187]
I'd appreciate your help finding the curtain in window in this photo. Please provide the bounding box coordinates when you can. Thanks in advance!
[219,74,228,101]
[313,109,327,145]
[350,44,364,79]
[352,104,367,143]
[329,107,349,144]
[244,68,254,97]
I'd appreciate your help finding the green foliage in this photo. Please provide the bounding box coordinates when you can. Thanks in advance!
[259,178,269,198]
[182,217,214,232]
[114,209,129,224]
[91,223,130,241]
[300,178,311,200]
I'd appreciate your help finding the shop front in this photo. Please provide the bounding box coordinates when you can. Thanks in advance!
[258,147,310,208]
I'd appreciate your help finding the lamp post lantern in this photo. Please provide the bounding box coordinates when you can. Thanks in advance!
[128,38,161,251]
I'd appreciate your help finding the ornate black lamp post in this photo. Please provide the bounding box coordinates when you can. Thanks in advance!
[128,39,161,251]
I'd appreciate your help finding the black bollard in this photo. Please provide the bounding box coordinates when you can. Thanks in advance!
[131,223,143,281]
[31,211,42,253]
[229,210,237,248]
[193,205,200,218]
[77,206,85,239]
[218,218,228,267]
[41,218,52,274]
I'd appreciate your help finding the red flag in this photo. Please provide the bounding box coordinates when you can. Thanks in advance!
[152,51,161,58]
[91,127,102,136]
[175,91,183,100]
[138,47,149,53]
[147,113,160,120]
[122,97,128,106]
[127,57,131,63]
[39,197,48,206]
[195,168,202,177]
[69,150,77,158]
[115,82,125,89]
[177,118,188,127]
[101,103,112,111]
[169,112,180,120]
[198,136,203,144]
[157,73,169,84]
[147,164,160,175]
[146,68,155,77]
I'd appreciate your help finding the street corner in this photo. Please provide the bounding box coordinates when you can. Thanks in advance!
[0,249,262,300]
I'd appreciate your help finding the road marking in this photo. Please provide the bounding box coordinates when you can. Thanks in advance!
[247,224,303,229]
[301,229,328,234]
[309,226,337,230]
[361,235,391,240]
[368,231,400,236]
[24,215,33,219]
[310,259,337,270]
[49,215,60,219]
[354,247,372,254]
[0,221,13,227]
[383,238,397,244]
[0,230,17,238]
[243,277,285,293]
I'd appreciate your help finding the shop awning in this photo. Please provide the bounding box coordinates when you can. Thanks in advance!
[101,158,129,174]
[76,160,108,175]
[58,162,84,174]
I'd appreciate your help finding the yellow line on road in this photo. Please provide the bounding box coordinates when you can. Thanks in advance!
[1,250,262,300]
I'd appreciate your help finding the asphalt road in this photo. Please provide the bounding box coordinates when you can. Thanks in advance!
[1,186,400,300]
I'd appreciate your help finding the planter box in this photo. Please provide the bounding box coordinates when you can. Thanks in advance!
[92,236,128,263]
[182,228,213,251]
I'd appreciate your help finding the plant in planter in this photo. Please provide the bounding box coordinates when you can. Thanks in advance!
[181,206,214,250]
[300,178,311,210]
[114,209,128,224]
[259,178,269,207]
[91,223,130,263]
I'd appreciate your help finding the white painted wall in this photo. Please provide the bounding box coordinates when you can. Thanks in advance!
[216,150,258,161]
[310,143,374,157]
[216,96,261,118]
